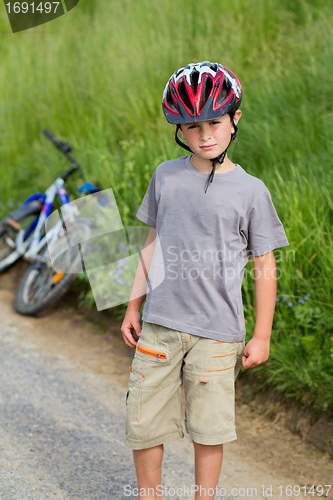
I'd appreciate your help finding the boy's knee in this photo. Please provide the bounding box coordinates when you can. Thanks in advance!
[192,439,223,448]
[192,441,223,450]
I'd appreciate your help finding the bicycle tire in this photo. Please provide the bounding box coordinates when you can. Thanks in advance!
[0,210,41,272]
[0,221,20,269]
[14,220,91,316]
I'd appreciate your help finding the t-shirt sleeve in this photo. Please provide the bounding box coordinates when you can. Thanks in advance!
[136,171,158,227]
[247,189,289,256]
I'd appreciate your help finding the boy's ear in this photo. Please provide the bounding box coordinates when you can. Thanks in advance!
[233,109,242,126]
[178,125,186,141]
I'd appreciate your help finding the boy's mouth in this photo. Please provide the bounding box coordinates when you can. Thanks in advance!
[200,145,216,151]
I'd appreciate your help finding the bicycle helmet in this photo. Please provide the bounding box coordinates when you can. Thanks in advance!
[162,62,242,193]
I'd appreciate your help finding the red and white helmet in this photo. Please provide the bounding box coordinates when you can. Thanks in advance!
[162,62,242,124]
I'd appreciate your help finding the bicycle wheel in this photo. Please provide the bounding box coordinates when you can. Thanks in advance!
[14,220,91,316]
[0,201,43,272]
[0,221,20,266]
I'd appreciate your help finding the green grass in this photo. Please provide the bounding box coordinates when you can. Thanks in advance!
[0,0,332,413]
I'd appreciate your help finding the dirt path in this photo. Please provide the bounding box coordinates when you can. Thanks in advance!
[0,265,332,500]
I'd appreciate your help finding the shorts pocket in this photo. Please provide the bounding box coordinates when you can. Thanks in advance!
[126,368,145,422]
[137,344,166,360]
[184,370,235,432]
[134,338,169,366]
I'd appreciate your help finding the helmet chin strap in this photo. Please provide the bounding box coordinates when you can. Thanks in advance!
[175,121,238,194]
[204,124,238,193]
[175,125,192,153]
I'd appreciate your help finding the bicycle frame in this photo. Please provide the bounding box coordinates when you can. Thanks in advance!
[25,178,80,264]
[2,177,73,270]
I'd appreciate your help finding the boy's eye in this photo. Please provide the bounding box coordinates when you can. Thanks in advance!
[210,120,220,125]
[188,124,198,129]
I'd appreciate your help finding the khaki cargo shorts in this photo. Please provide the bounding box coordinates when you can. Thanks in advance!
[125,321,245,450]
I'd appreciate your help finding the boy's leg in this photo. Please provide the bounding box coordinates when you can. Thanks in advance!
[193,442,223,500]
[133,445,163,500]
[126,323,186,497]
[182,337,245,499]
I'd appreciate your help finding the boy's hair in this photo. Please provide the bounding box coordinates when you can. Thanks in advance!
[162,62,242,125]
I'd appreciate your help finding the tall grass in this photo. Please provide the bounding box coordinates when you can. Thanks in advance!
[0,0,332,412]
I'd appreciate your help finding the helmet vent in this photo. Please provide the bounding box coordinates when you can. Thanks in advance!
[200,76,213,112]
[191,69,199,94]
[176,67,186,79]
[178,80,194,113]
[215,77,232,107]
[165,87,176,110]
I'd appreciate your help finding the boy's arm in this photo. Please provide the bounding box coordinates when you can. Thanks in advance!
[242,250,277,369]
[121,226,157,348]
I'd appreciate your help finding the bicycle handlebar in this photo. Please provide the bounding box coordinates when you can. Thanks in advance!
[43,129,83,181]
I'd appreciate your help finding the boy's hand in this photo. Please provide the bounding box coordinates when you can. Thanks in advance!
[242,336,270,369]
[121,309,142,348]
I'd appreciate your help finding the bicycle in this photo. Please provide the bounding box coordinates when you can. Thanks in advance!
[0,129,98,315]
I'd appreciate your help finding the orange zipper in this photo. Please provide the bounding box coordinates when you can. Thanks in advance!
[137,344,166,360]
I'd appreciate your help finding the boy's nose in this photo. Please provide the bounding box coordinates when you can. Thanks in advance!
[200,125,211,141]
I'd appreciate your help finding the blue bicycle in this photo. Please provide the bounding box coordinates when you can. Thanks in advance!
[0,129,100,315]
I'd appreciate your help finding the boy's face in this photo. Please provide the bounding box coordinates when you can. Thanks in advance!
[179,110,241,162]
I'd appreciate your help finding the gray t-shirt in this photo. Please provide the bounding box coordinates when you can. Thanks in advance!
[137,156,289,342]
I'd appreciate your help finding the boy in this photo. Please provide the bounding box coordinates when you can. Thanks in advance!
[121,62,289,500]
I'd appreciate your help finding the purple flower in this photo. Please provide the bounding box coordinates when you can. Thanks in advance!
[276,297,279,302]
[283,296,288,301]
[288,302,293,306]
[297,289,300,293]
[298,299,305,304]
[304,294,310,299]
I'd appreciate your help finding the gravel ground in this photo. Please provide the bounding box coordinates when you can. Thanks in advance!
[0,324,133,499]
